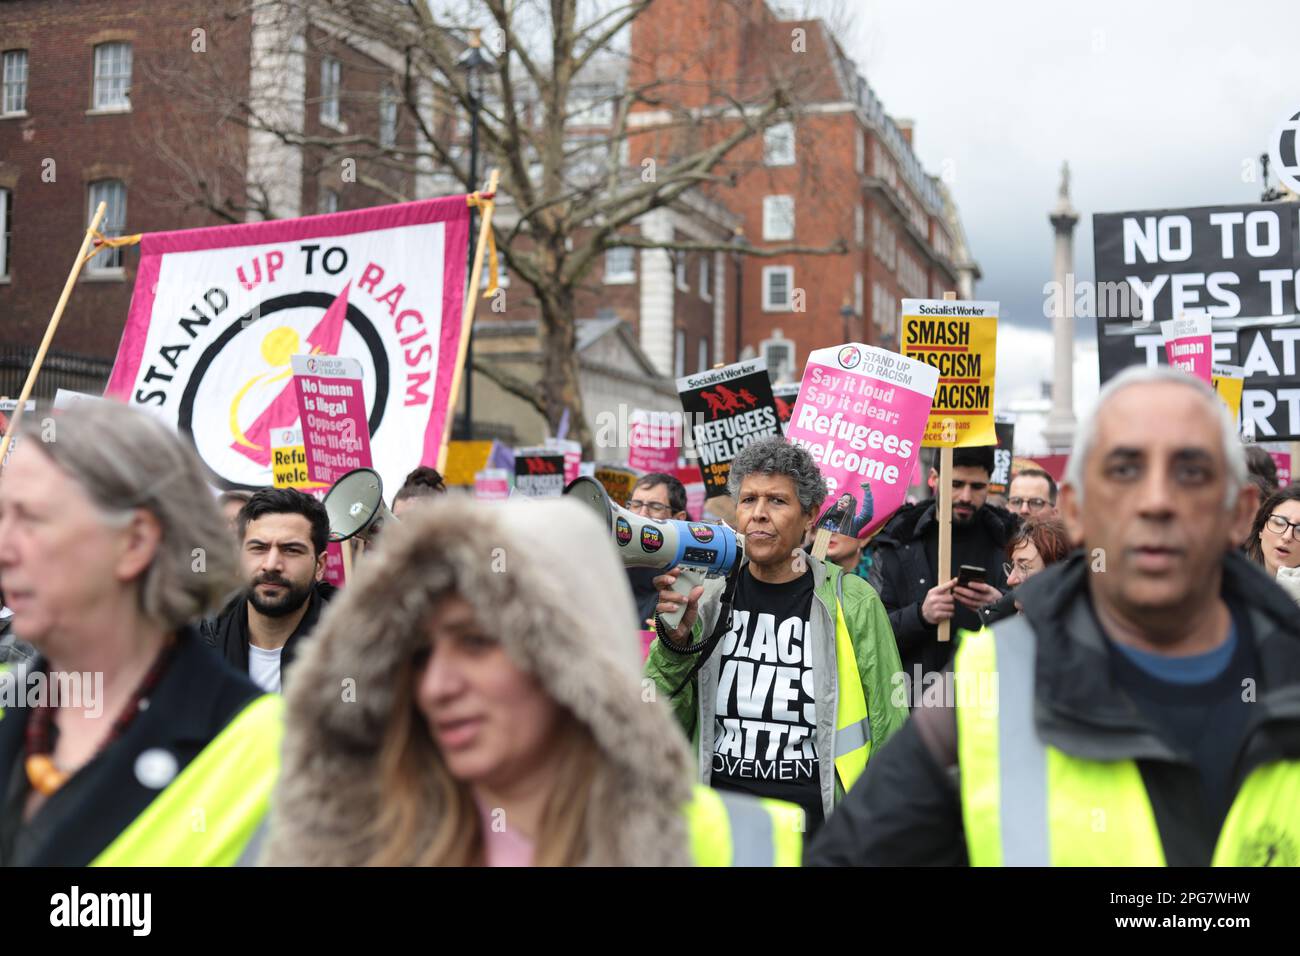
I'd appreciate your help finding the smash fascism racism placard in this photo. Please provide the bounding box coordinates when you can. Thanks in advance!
[786,344,939,538]
[900,299,998,448]
[105,198,470,494]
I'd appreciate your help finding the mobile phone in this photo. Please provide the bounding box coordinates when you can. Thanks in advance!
[957,564,987,588]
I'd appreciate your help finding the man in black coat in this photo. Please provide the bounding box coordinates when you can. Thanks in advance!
[202,488,336,692]
[810,367,1298,867]
[869,444,1018,688]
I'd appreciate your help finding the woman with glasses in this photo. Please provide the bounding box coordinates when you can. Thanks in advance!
[1246,485,1300,582]
[980,517,1071,625]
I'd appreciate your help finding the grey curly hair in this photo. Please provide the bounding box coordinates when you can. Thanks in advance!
[726,436,828,514]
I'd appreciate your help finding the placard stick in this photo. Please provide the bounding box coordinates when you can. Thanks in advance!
[1291,442,1300,485]
[0,202,108,465]
[437,168,501,473]
[937,291,957,642]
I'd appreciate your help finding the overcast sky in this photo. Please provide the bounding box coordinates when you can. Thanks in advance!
[841,0,1292,410]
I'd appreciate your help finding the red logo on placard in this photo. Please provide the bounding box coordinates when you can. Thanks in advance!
[838,346,861,369]
[699,384,761,420]
[526,457,557,475]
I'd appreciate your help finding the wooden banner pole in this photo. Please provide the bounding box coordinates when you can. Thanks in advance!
[0,201,108,466]
[437,169,501,473]
[937,290,957,643]
[1290,442,1300,486]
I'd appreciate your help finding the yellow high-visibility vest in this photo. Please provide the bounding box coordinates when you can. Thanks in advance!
[92,694,282,867]
[956,618,1300,866]
[831,592,871,794]
[685,785,803,866]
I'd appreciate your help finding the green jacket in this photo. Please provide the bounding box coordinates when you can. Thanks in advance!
[646,553,908,819]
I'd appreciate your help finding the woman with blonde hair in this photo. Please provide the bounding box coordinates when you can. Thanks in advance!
[263,496,800,866]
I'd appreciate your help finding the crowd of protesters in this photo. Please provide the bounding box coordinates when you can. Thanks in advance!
[0,364,1298,867]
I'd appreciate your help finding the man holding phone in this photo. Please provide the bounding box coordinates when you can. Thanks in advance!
[870,445,1018,690]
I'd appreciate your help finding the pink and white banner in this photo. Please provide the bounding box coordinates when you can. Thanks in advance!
[105,198,470,494]
[786,344,939,538]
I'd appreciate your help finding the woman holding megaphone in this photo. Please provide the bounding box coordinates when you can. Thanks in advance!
[262,497,801,866]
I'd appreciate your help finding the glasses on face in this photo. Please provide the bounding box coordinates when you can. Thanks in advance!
[1265,514,1300,538]
[1008,497,1049,512]
[1003,561,1035,579]
[952,480,987,492]
[627,499,672,517]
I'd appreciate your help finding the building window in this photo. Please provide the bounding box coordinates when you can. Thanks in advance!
[605,246,635,283]
[855,271,864,318]
[762,196,795,241]
[855,204,865,246]
[763,122,794,166]
[320,57,341,127]
[318,188,339,214]
[760,332,794,381]
[762,265,793,311]
[0,188,11,279]
[674,329,686,379]
[92,42,132,111]
[379,86,398,147]
[675,252,688,291]
[568,84,615,126]
[2,50,28,115]
[87,180,126,271]
[697,337,709,373]
[699,255,711,301]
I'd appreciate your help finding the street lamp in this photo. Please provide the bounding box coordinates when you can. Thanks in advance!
[730,227,748,362]
[457,30,489,441]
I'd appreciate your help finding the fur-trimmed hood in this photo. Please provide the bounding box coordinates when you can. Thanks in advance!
[262,497,696,866]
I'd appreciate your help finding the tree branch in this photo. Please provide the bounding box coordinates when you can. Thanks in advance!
[471,355,546,417]
[609,236,850,257]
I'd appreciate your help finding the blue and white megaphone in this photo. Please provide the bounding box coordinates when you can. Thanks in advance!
[563,476,743,630]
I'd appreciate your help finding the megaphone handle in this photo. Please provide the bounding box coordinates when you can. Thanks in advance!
[660,566,708,632]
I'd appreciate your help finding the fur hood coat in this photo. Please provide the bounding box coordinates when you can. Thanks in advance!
[262,497,697,866]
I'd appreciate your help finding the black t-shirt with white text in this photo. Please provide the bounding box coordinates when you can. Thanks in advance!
[710,567,822,829]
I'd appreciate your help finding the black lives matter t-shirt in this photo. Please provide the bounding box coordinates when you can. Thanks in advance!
[710,567,822,829]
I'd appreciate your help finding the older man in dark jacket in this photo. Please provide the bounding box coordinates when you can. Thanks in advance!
[869,444,1018,687]
[811,366,1300,867]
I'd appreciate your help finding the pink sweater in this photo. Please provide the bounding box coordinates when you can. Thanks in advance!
[476,797,535,867]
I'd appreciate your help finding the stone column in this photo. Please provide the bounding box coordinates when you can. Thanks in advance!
[1042,161,1079,452]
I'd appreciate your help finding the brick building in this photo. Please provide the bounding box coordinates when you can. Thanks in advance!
[0,0,419,395]
[0,0,979,444]
[627,0,980,379]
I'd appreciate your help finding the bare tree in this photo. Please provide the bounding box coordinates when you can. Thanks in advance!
[153,0,850,454]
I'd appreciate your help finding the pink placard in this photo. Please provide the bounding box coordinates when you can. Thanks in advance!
[1270,451,1291,488]
[474,468,511,500]
[1161,314,1213,384]
[786,344,939,538]
[628,409,680,473]
[291,354,373,485]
